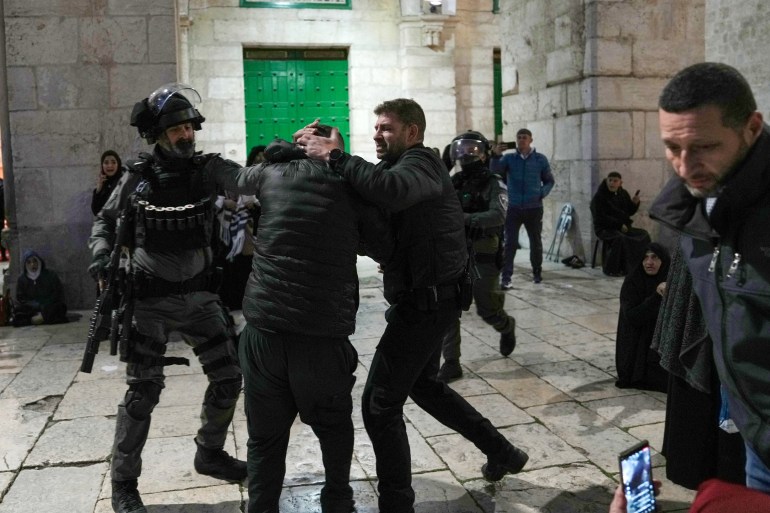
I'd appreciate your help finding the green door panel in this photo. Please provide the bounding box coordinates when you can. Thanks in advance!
[244,49,349,155]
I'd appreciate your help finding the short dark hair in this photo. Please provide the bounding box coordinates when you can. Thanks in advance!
[659,62,757,129]
[607,171,622,179]
[374,98,426,139]
[246,145,266,166]
[517,128,532,137]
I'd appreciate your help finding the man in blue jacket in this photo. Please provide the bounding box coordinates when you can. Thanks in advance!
[491,129,555,287]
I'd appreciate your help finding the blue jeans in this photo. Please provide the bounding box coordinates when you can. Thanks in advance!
[745,441,770,494]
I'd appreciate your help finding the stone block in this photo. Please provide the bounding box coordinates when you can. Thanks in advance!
[149,15,177,63]
[582,111,632,160]
[26,417,115,466]
[107,0,174,16]
[644,111,664,159]
[110,64,177,108]
[36,65,109,110]
[538,85,566,119]
[6,67,37,111]
[633,40,703,77]
[208,77,244,100]
[5,17,79,66]
[0,465,107,511]
[583,76,669,111]
[584,38,632,76]
[0,358,80,400]
[4,0,95,17]
[546,47,583,85]
[554,115,582,160]
[0,398,51,471]
[632,111,646,159]
[80,17,147,64]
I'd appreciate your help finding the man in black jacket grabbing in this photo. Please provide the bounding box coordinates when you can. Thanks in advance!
[297,99,529,513]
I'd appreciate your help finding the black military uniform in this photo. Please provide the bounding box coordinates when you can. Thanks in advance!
[438,131,517,382]
[89,83,246,513]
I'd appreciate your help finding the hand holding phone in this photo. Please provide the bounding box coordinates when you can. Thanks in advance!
[619,440,657,513]
[634,189,640,197]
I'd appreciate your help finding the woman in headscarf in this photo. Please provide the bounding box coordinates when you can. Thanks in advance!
[615,242,670,392]
[91,150,125,216]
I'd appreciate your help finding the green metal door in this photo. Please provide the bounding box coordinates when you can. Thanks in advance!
[243,49,349,154]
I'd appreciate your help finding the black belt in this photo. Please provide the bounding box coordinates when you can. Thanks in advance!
[134,270,212,298]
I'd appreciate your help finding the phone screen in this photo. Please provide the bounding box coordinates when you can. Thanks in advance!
[619,441,656,513]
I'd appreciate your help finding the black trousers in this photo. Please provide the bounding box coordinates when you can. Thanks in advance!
[239,324,358,513]
[362,298,508,513]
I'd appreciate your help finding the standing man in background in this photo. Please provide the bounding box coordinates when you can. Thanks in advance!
[491,128,555,287]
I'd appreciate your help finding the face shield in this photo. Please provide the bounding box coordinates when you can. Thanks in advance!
[148,83,203,132]
[450,138,486,165]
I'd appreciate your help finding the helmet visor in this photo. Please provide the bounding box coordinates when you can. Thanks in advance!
[147,82,201,116]
[450,138,485,164]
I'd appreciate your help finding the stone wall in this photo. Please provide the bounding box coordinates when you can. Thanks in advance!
[706,0,770,112]
[2,0,177,307]
[497,0,704,260]
[185,0,501,164]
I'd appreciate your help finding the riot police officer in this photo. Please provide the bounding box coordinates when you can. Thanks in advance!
[438,131,517,382]
[89,83,246,513]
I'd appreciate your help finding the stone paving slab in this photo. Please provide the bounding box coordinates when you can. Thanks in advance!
[0,358,80,399]
[0,258,710,512]
[0,397,51,471]
[0,464,107,513]
[25,416,115,466]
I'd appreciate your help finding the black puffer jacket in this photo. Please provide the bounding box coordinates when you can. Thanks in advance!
[214,141,392,337]
[334,144,467,303]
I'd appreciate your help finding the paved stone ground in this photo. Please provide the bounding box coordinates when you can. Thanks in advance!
[0,255,697,512]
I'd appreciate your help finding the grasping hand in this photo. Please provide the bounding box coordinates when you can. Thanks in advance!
[656,281,667,297]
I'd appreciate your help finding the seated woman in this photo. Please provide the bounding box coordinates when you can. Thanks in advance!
[615,242,670,392]
[12,250,68,326]
[590,172,651,276]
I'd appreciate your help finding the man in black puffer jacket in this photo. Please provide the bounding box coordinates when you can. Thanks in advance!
[297,99,529,513]
[208,127,392,513]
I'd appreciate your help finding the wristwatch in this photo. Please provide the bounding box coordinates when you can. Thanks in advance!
[328,148,344,164]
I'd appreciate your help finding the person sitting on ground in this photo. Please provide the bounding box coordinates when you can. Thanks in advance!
[12,250,68,326]
[590,172,651,276]
[615,242,670,392]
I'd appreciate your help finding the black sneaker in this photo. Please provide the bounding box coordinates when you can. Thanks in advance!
[437,359,463,383]
[482,445,529,482]
[499,327,516,357]
[194,440,247,482]
[500,280,513,290]
[533,268,542,284]
[111,480,147,513]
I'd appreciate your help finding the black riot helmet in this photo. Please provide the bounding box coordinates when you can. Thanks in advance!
[130,83,206,144]
[449,130,490,167]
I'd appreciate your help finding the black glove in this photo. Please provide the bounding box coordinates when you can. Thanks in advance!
[88,251,110,281]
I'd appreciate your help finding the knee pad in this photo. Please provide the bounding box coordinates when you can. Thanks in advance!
[204,377,242,409]
[124,382,162,420]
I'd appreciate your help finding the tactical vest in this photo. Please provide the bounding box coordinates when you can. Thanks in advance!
[129,155,214,252]
[453,171,491,213]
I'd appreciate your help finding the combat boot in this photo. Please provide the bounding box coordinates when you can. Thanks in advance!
[111,479,147,513]
[437,359,463,383]
[194,438,247,482]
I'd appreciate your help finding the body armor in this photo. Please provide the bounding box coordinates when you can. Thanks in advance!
[129,153,214,252]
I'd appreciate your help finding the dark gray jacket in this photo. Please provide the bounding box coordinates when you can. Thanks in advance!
[649,125,770,467]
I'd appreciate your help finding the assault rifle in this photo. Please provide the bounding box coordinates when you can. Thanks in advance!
[81,208,132,373]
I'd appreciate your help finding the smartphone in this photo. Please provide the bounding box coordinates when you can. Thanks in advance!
[503,141,516,150]
[619,440,657,513]
[634,189,640,196]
